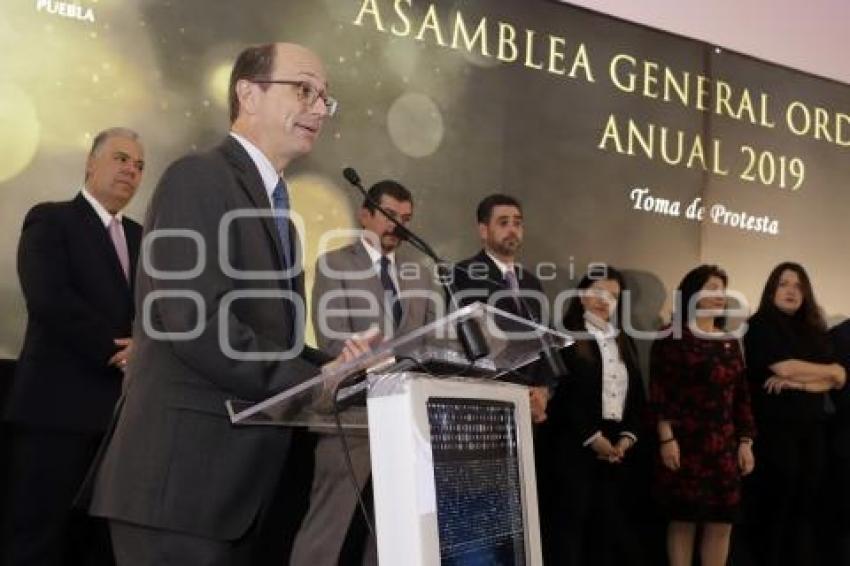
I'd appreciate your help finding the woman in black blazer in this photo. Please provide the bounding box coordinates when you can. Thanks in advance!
[545,266,646,566]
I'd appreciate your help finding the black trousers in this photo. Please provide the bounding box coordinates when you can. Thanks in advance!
[824,422,850,566]
[752,419,825,566]
[551,435,645,566]
[2,426,114,566]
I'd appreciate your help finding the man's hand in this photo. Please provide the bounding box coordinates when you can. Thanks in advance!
[314,327,383,413]
[108,338,133,372]
[321,326,382,375]
[529,386,549,423]
[338,330,379,364]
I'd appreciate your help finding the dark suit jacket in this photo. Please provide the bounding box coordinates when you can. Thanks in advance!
[547,336,644,448]
[5,193,141,433]
[453,249,557,386]
[452,249,545,322]
[87,137,331,541]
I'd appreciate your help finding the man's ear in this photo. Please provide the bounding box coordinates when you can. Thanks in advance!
[477,222,488,241]
[84,155,94,181]
[236,79,257,115]
[358,206,371,226]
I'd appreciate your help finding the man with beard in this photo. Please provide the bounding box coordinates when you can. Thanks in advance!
[451,193,558,560]
[452,193,550,421]
[291,180,435,566]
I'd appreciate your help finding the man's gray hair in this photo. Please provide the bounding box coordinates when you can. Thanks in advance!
[88,127,142,159]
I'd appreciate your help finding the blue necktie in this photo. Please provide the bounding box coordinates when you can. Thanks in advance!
[271,179,292,270]
[379,256,402,328]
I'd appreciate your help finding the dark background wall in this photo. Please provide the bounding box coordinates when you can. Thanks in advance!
[1,0,848,358]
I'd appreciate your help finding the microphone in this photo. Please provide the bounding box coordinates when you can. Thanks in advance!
[342,168,565,382]
[341,167,489,363]
[343,168,424,249]
[343,168,405,241]
[342,167,361,187]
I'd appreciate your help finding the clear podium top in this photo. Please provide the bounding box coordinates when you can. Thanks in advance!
[226,302,572,428]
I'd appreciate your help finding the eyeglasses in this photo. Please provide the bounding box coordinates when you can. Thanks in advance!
[251,79,338,117]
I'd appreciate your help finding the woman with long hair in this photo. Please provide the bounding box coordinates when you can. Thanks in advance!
[650,264,756,566]
[545,266,645,566]
[745,262,846,565]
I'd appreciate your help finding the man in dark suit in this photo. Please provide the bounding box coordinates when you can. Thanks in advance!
[452,194,550,422]
[452,193,558,559]
[291,180,436,566]
[84,43,372,564]
[3,127,145,565]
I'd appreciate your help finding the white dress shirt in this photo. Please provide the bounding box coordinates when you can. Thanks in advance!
[360,234,399,290]
[582,313,637,447]
[485,250,515,278]
[81,187,123,227]
[230,132,281,206]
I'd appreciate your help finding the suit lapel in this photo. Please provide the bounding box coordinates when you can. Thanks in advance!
[72,194,130,292]
[122,218,140,293]
[291,228,305,301]
[395,251,423,329]
[218,137,288,278]
[350,241,389,324]
[476,250,507,292]
[394,254,411,328]
[217,137,306,304]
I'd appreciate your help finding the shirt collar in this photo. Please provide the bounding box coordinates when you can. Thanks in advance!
[360,233,395,266]
[81,187,122,227]
[484,250,514,277]
[229,132,282,205]
[584,312,616,338]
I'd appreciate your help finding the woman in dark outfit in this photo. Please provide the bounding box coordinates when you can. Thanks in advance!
[546,267,645,566]
[744,262,846,566]
[650,265,756,566]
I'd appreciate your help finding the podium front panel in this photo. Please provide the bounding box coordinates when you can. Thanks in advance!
[368,374,542,566]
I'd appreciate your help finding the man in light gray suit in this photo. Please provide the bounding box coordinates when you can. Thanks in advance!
[84,43,373,564]
[290,180,437,566]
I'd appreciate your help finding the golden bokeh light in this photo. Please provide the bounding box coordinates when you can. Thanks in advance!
[0,2,159,155]
[289,173,358,347]
[387,92,445,158]
[0,83,40,183]
[207,62,232,109]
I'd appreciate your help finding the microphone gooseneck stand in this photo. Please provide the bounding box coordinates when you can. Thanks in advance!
[342,167,489,362]
[343,167,567,383]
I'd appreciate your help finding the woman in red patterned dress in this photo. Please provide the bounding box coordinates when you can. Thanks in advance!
[650,264,756,566]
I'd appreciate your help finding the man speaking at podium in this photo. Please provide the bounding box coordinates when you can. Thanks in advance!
[85,43,373,564]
